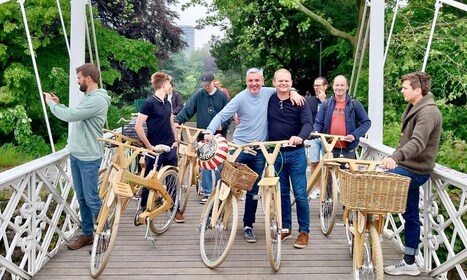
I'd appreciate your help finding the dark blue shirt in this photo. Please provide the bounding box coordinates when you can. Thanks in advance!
[140,95,174,146]
[267,94,313,142]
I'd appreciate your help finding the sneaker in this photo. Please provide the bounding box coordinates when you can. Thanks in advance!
[174,211,185,223]
[309,188,320,200]
[281,230,292,241]
[200,195,209,205]
[294,231,309,249]
[243,226,256,243]
[384,259,420,276]
[68,234,94,250]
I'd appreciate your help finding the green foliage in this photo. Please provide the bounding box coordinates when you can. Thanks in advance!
[437,131,466,173]
[0,143,35,169]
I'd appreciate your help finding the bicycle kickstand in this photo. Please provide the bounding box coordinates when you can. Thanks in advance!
[144,217,157,248]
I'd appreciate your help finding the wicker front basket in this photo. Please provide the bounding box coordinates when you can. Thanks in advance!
[221,161,259,191]
[339,170,410,213]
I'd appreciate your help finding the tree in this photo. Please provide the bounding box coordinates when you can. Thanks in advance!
[0,0,159,153]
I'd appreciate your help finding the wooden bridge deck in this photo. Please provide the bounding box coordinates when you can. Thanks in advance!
[34,186,433,280]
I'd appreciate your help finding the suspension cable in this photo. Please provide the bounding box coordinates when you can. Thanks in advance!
[349,0,370,95]
[352,16,370,98]
[87,0,103,89]
[384,0,401,65]
[422,1,443,71]
[18,0,55,152]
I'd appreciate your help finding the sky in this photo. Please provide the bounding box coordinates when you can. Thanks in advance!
[171,1,223,49]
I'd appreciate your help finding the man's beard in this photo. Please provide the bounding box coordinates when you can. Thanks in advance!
[79,83,87,92]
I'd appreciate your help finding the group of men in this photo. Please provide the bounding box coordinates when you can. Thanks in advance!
[45,62,441,277]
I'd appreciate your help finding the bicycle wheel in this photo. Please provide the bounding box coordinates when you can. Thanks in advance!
[345,211,355,256]
[199,190,238,268]
[320,165,338,235]
[353,223,383,280]
[149,169,180,234]
[264,190,282,272]
[90,192,122,278]
[369,223,384,280]
[178,160,193,214]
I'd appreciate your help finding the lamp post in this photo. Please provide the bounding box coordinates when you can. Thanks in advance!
[316,38,323,76]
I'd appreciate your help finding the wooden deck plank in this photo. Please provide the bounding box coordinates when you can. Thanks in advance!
[33,185,433,280]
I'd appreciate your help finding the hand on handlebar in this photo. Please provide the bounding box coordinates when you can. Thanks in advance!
[203,133,214,141]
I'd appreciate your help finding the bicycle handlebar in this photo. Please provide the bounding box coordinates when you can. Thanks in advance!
[97,137,167,158]
[103,129,140,145]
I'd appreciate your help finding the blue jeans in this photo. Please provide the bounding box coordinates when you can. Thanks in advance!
[387,167,430,256]
[275,148,310,233]
[70,155,102,236]
[201,165,221,196]
[141,148,178,209]
[236,150,266,228]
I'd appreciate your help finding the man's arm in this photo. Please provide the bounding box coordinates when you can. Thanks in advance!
[47,94,107,122]
[134,113,153,150]
[350,100,371,139]
[174,92,197,124]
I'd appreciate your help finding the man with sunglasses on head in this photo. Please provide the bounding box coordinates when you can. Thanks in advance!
[383,72,442,276]
[204,67,305,243]
[174,72,231,204]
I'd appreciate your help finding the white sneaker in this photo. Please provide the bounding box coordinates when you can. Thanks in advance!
[384,259,420,276]
[309,188,320,200]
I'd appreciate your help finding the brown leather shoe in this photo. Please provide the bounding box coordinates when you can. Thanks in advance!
[281,230,292,241]
[294,231,309,249]
[68,234,94,250]
[174,211,185,223]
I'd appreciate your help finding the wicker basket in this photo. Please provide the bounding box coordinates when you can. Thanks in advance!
[221,161,259,191]
[339,170,410,213]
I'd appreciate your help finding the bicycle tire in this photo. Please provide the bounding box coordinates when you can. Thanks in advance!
[369,223,384,280]
[199,190,238,268]
[264,190,282,272]
[179,160,193,214]
[345,211,355,257]
[90,192,122,278]
[149,169,180,235]
[353,223,379,280]
[320,165,338,235]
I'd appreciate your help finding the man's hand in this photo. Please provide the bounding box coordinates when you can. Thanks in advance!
[288,136,303,146]
[44,92,59,104]
[343,134,355,142]
[233,113,240,125]
[290,90,305,106]
[317,90,326,102]
[382,157,397,170]
[204,133,214,141]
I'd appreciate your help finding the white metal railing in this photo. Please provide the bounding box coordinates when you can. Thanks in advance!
[0,138,465,279]
[0,132,115,279]
[360,138,467,280]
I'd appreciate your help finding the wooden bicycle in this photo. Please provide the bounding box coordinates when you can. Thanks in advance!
[176,124,204,213]
[90,131,180,278]
[198,141,251,269]
[333,158,409,280]
[296,132,347,236]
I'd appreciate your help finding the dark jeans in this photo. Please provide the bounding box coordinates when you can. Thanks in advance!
[140,148,178,209]
[387,167,430,256]
[275,148,309,233]
[236,150,266,228]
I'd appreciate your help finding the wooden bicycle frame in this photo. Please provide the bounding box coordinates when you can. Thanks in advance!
[176,125,204,190]
[332,158,384,270]
[96,136,175,232]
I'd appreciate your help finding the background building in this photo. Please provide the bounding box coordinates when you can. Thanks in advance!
[179,25,195,52]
